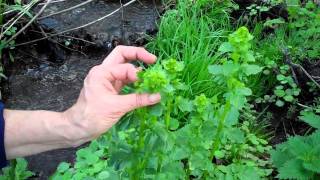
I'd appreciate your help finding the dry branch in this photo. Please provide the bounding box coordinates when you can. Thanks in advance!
[14,0,137,47]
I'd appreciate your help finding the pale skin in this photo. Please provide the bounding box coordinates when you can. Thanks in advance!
[4,46,161,160]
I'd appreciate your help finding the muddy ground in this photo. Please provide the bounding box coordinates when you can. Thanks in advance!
[2,0,160,178]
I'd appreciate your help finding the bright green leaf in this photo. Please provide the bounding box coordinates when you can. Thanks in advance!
[299,111,320,129]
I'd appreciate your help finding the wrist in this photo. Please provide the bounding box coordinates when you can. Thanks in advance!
[61,104,93,147]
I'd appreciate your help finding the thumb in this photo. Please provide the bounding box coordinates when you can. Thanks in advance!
[118,93,161,112]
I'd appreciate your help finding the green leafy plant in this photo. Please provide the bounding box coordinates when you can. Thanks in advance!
[208,26,272,178]
[256,64,301,107]
[0,158,34,180]
[270,111,320,179]
[246,4,270,16]
[286,0,320,60]
[52,26,272,179]
[0,0,36,59]
[311,98,320,114]
[273,65,300,107]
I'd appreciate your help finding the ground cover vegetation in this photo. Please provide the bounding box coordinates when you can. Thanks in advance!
[0,0,320,179]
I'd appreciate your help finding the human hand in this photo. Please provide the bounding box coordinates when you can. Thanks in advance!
[63,46,161,146]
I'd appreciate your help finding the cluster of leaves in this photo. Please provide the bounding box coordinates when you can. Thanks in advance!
[271,111,320,179]
[0,0,37,97]
[0,26,16,55]
[52,27,271,179]
[273,65,300,107]
[255,0,319,99]
[255,64,300,107]
[246,4,270,16]
[0,158,34,180]
[311,98,320,114]
[286,0,320,60]
[0,0,35,57]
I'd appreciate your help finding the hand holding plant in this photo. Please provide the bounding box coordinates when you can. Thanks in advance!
[63,46,161,146]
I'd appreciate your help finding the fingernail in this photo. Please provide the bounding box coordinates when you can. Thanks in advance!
[148,94,161,103]
[136,67,143,71]
[152,54,157,60]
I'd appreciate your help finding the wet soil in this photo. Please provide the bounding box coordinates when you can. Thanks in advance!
[3,52,105,179]
[269,59,320,145]
[33,0,161,47]
[2,0,161,179]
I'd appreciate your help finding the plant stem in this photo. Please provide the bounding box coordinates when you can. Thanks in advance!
[165,99,172,129]
[211,102,230,159]
[138,108,146,149]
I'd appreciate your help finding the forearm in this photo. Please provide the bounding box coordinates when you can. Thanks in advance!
[4,109,87,159]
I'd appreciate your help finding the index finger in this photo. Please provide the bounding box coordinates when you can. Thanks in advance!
[102,45,157,66]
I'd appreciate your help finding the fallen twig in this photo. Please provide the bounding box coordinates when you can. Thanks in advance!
[4,0,52,46]
[37,0,94,20]
[14,0,137,47]
[38,0,67,6]
[0,0,37,39]
[30,30,96,45]
[282,47,320,89]
[39,26,87,56]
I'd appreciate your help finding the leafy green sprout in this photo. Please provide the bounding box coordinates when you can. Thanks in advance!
[0,158,34,180]
[246,4,270,16]
[162,58,184,74]
[193,94,209,113]
[135,67,169,93]
[273,65,301,107]
[307,81,319,94]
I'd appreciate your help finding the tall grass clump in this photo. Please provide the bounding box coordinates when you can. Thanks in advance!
[147,0,235,98]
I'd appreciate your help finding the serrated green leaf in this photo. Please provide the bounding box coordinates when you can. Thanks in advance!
[214,150,225,159]
[277,159,314,179]
[98,171,110,179]
[287,136,311,156]
[303,158,320,173]
[218,42,233,53]
[149,104,163,117]
[244,51,255,62]
[57,162,70,173]
[242,64,262,75]
[15,158,28,171]
[270,148,288,168]
[222,62,240,76]
[226,128,245,143]
[308,130,320,148]
[169,118,180,130]
[177,97,194,112]
[299,111,320,129]
[171,147,189,161]
[237,166,260,180]
[86,153,99,165]
[208,65,223,75]
[224,106,239,126]
[237,87,252,96]
[263,18,285,27]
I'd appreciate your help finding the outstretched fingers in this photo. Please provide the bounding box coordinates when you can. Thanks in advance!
[117,93,161,113]
[106,63,139,83]
[102,45,157,66]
